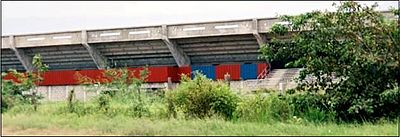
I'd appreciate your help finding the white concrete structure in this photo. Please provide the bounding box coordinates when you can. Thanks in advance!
[2,11,396,71]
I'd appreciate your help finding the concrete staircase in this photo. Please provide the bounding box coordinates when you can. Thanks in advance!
[139,68,302,92]
[236,68,302,92]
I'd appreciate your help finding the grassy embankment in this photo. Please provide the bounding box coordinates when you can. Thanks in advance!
[2,102,398,136]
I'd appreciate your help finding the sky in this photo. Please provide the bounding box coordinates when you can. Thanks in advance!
[1,1,398,35]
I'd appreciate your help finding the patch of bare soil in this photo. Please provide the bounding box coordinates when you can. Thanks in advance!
[2,126,103,136]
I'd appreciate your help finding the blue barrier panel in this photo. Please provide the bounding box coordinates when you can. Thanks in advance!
[240,64,257,80]
[191,65,216,80]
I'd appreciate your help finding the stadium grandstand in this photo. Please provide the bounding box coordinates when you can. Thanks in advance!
[1,11,396,101]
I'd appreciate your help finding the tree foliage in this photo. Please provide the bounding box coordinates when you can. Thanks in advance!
[1,54,49,112]
[75,67,150,117]
[260,2,399,121]
[166,72,240,119]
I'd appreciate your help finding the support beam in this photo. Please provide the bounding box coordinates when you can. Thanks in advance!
[252,19,268,47]
[161,25,191,67]
[252,19,271,74]
[81,30,108,69]
[9,35,34,72]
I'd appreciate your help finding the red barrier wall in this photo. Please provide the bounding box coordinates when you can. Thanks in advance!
[3,63,264,86]
[128,67,145,79]
[215,64,240,80]
[147,66,169,83]
[41,70,77,85]
[2,72,20,83]
[129,66,178,83]
[167,67,179,82]
[75,69,107,84]
[3,67,180,85]
[177,66,191,80]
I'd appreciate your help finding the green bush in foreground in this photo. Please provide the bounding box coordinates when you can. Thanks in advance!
[234,92,336,123]
[166,72,240,119]
[287,93,336,123]
[3,64,398,125]
[1,54,48,113]
[75,67,155,118]
[234,93,290,122]
[260,1,400,122]
[3,109,398,136]
[378,87,400,119]
[4,66,397,124]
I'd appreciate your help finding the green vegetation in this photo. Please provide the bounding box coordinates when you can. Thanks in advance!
[260,1,400,122]
[2,2,399,136]
[1,54,49,113]
[3,105,397,135]
[166,72,240,119]
[2,71,398,135]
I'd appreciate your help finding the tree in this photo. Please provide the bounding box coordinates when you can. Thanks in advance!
[31,54,49,111]
[1,54,49,112]
[260,2,399,121]
[75,67,150,117]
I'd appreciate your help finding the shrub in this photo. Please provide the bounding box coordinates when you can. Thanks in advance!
[251,88,276,94]
[287,93,336,123]
[234,93,291,122]
[260,1,400,122]
[66,89,78,113]
[148,100,169,119]
[378,86,400,119]
[266,94,291,121]
[166,72,240,119]
[287,93,325,116]
[234,94,268,122]
[1,78,30,113]
[301,107,336,123]
[1,54,48,113]
[75,67,151,117]
[97,93,111,113]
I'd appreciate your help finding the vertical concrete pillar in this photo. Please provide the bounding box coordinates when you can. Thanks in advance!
[81,30,108,69]
[252,19,271,74]
[48,86,52,101]
[240,81,244,90]
[224,73,231,86]
[167,77,173,90]
[279,82,285,94]
[65,86,69,99]
[252,19,267,47]
[161,25,191,67]
[9,35,34,72]
[83,91,87,102]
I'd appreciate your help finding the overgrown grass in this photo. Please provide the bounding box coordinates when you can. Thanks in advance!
[2,72,399,135]
[2,102,398,136]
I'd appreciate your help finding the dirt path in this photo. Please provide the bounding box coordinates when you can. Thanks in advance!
[2,126,102,136]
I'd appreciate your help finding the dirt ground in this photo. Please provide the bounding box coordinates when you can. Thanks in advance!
[2,127,102,136]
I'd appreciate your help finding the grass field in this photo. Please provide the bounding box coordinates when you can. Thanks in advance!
[2,103,398,136]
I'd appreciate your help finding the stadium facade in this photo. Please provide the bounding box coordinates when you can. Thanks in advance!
[1,11,396,101]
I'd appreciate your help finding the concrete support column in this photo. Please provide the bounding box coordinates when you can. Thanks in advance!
[252,19,271,74]
[83,91,87,102]
[240,81,244,91]
[81,30,108,69]
[9,35,34,72]
[167,77,173,90]
[161,25,191,67]
[48,86,52,101]
[252,19,267,47]
[65,86,69,99]
[224,73,231,86]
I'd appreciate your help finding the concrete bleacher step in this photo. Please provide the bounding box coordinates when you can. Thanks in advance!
[244,68,302,91]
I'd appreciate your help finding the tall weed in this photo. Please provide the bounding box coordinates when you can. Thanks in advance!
[166,72,240,119]
[234,93,291,122]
